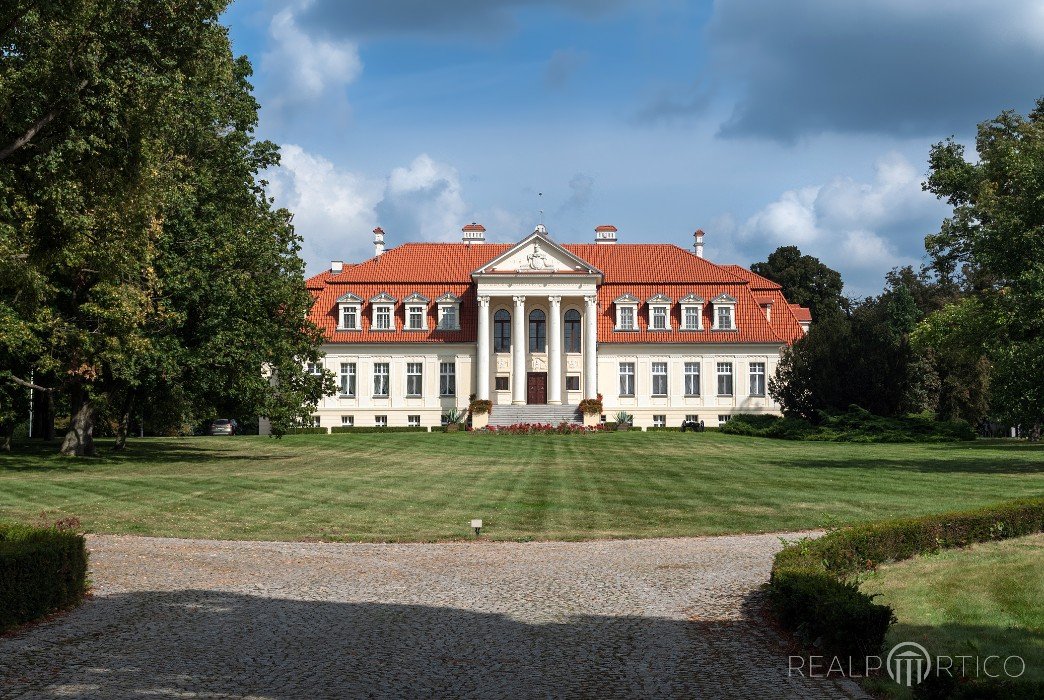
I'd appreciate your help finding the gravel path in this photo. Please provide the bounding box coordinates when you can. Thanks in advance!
[1,533,866,699]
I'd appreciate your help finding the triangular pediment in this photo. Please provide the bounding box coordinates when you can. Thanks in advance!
[712,293,737,304]
[647,293,673,304]
[679,293,705,304]
[435,292,460,304]
[472,232,601,277]
[336,292,363,304]
[403,292,430,303]
[370,291,398,303]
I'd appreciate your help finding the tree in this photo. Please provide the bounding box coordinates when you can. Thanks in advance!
[923,99,1044,434]
[0,1,331,454]
[751,246,845,320]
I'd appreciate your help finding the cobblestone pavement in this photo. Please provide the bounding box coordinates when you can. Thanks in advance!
[1,533,867,699]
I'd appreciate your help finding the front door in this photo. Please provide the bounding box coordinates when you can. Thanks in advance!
[527,372,547,404]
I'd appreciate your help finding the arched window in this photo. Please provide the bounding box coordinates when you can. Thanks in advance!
[529,309,546,352]
[493,309,511,352]
[564,309,581,353]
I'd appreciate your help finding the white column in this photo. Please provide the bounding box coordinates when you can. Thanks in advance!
[584,294,598,399]
[512,295,527,404]
[547,295,562,405]
[476,296,490,401]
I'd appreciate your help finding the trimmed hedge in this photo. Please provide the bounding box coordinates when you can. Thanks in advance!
[720,406,976,442]
[769,497,1044,670]
[283,427,328,435]
[1,522,88,632]
[330,426,429,433]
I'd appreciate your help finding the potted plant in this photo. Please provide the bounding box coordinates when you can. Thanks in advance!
[615,411,633,431]
[443,408,465,432]
[578,393,603,417]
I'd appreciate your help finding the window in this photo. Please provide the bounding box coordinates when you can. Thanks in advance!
[749,362,766,396]
[439,361,456,397]
[495,376,509,391]
[653,414,666,428]
[340,305,358,330]
[406,362,422,397]
[494,310,511,352]
[618,306,635,330]
[339,362,356,396]
[566,375,580,391]
[564,309,582,352]
[619,362,635,396]
[651,362,668,396]
[718,414,731,425]
[408,415,421,427]
[684,306,700,330]
[375,415,387,427]
[680,294,705,331]
[651,306,668,330]
[716,305,733,330]
[615,295,639,331]
[373,363,389,397]
[438,304,458,330]
[529,309,546,352]
[306,362,321,376]
[684,362,700,396]
[685,414,699,423]
[407,306,425,330]
[716,362,734,396]
[341,415,354,426]
[374,305,393,330]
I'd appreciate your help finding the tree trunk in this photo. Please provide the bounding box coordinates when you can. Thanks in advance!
[43,389,55,441]
[0,423,12,452]
[60,387,96,457]
[32,387,56,441]
[113,391,134,451]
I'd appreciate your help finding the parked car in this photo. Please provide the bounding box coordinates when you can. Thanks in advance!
[207,419,239,436]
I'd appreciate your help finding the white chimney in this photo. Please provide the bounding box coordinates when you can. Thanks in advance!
[462,222,486,244]
[694,229,706,258]
[373,227,385,257]
[595,225,618,244]
[330,260,344,273]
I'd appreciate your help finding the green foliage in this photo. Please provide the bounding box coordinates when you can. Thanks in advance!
[614,411,633,424]
[720,408,975,442]
[750,245,846,320]
[329,426,429,434]
[442,408,466,424]
[0,522,88,632]
[769,498,1044,671]
[469,399,492,415]
[282,427,328,435]
[578,395,603,416]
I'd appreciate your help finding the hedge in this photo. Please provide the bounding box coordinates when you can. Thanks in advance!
[0,522,89,632]
[721,406,976,442]
[769,497,1044,671]
[282,427,328,435]
[329,426,429,434]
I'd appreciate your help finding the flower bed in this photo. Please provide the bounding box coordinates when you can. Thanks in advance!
[482,422,610,435]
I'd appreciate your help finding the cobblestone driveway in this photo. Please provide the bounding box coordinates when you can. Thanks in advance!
[1,533,866,699]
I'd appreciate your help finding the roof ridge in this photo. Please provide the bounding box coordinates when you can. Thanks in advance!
[667,243,749,284]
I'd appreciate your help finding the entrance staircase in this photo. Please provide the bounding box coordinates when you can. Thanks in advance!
[486,404,582,427]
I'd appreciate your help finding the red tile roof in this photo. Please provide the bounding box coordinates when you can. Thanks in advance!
[790,305,813,322]
[306,242,805,344]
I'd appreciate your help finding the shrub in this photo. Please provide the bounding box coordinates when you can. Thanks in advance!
[283,426,328,435]
[482,422,609,435]
[0,522,89,632]
[578,394,603,416]
[720,407,975,442]
[469,399,492,415]
[329,426,428,434]
[768,497,1044,671]
[614,411,633,425]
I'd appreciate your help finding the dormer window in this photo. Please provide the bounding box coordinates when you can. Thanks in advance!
[435,292,461,331]
[711,294,737,331]
[336,292,363,331]
[404,292,430,331]
[370,292,397,331]
[614,294,639,331]
[647,294,672,331]
[679,293,705,331]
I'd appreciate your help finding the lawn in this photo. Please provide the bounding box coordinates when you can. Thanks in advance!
[862,534,1044,693]
[0,432,1042,542]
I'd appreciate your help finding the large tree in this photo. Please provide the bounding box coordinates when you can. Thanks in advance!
[0,1,330,454]
[751,245,846,320]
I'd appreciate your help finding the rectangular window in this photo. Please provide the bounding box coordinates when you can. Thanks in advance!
[717,362,734,396]
[651,306,668,330]
[716,305,733,330]
[565,375,580,391]
[375,415,387,427]
[439,361,456,397]
[373,363,389,397]
[407,306,425,330]
[341,415,354,426]
[341,306,358,330]
[619,306,635,330]
[374,306,392,330]
[653,414,666,428]
[685,414,699,423]
[619,362,635,397]
[439,305,459,330]
[495,376,509,391]
[339,362,356,396]
[408,414,421,427]
[684,362,700,396]
[684,306,700,330]
[749,362,766,396]
[306,362,321,376]
[406,362,423,397]
[718,414,731,424]
[651,361,668,396]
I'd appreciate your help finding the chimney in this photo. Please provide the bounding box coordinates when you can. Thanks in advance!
[330,260,344,273]
[594,225,618,244]
[373,227,385,257]
[694,229,705,258]
[461,222,486,244]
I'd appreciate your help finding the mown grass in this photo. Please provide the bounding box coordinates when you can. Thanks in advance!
[0,432,1042,542]
[861,534,1044,695]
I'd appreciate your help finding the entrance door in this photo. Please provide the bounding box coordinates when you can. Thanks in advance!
[527,372,547,404]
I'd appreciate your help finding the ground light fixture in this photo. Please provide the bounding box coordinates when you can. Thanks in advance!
[471,519,483,537]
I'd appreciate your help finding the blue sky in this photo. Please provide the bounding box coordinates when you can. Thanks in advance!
[223,0,1044,296]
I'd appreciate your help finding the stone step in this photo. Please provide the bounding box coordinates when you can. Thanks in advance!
[486,404,583,427]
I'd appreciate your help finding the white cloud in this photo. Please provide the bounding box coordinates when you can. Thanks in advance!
[378,155,469,243]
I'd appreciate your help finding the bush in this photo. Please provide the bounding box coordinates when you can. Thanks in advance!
[646,426,681,432]
[0,522,88,632]
[282,426,328,434]
[329,426,428,434]
[769,497,1044,671]
[720,406,975,442]
[578,394,603,416]
[469,399,492,415]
